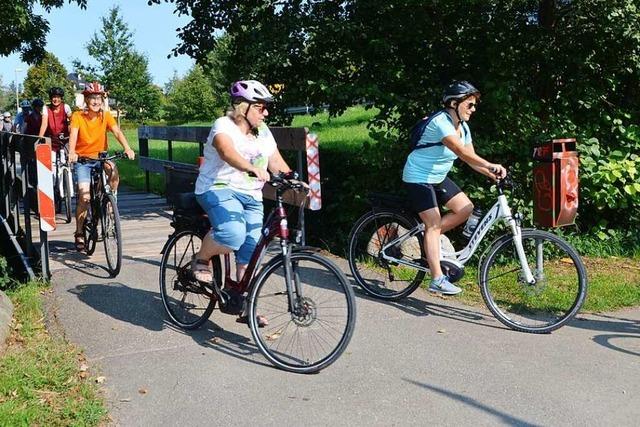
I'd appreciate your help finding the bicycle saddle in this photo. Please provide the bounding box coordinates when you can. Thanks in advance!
[173,192,205,216]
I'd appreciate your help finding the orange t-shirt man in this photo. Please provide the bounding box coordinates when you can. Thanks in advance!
[69,110,116,158]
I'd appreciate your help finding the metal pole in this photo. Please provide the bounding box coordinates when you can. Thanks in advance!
[14,68,22,114]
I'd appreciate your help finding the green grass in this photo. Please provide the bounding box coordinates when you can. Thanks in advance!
[109,106,379,195]
[0,281,107,426]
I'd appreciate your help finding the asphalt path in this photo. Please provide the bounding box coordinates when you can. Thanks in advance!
[48,254,640,426]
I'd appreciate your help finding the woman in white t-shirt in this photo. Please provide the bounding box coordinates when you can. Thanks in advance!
[192,80,293,326]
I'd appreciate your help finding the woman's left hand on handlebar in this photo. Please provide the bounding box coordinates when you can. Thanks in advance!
[124,148,135,160]
[488,163,507,180]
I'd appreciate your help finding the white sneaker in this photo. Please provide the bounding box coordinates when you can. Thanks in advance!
[429,276,462,295]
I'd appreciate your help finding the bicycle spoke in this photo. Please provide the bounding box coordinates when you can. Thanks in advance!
[160,231,217,330]
[480,229,587,333]
[250,252,355,373]
[348,211,425,300]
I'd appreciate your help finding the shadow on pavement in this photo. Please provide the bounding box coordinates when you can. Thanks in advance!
[351,285,506,331]
[570,312,640,357]
[67,283,269,368]
[50,242,113,279]
[403,378,541,427]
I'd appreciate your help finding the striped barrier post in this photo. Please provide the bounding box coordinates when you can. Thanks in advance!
[306,133,321,210]
[35,143,56,232]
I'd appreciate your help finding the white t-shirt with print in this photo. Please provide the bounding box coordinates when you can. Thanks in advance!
[195,116,277,200]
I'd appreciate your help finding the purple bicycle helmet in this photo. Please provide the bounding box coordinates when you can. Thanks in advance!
[229,80,274,103]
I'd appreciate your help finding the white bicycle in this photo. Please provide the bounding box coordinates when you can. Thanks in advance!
[52,136,74,223]
[347,175,587,333]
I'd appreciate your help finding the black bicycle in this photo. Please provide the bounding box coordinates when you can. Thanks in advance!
[77,151,125,277]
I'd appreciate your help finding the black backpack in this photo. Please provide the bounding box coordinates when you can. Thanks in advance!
[409,109,463,151]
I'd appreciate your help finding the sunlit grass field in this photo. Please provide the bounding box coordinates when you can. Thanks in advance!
[109,106,376,194]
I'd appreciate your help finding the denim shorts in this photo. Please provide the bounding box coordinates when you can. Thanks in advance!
[196,188,263,265]
[74,161,100,185]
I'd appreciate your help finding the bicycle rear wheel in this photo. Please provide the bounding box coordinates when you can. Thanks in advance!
[348,210,425,300]
[102,194,122,277]
[63,168,72,223]
[249,251,356,374]
[159,230,219,330]
[479,229,587,333]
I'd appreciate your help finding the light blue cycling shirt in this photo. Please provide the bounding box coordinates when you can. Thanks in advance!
[402,111,472,184]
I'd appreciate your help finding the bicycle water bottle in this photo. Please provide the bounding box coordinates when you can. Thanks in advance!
[462,207,483,239]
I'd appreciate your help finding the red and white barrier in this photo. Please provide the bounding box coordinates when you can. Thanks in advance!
[35,143,56,231]
[306,133,321,210]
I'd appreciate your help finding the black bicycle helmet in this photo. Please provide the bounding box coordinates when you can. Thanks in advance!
[442,80,480,105]
[31,98,45,109]
[48,87,65,98]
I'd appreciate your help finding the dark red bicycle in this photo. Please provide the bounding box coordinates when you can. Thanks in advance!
[159,173,356,373]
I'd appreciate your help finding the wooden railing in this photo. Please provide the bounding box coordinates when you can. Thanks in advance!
[137,126,310,207]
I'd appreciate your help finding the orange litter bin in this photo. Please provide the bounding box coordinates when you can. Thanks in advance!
[532,138,579,227]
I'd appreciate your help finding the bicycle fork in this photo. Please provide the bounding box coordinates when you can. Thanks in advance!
[499,196,536,284]
[281,242,311,321]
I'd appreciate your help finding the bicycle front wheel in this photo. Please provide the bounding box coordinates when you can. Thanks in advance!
[249,251,356,374]
[63,168,72,223]
[479,229,587,333]
[348,210,425,300]
[159,230,218,330]
[102,194,122,277]
[84,207,98,256]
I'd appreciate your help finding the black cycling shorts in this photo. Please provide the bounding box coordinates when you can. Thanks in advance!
[404,177,462,213]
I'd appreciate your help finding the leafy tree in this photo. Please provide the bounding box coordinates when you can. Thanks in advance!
[164,65,221,122]
[151,0,640,243]
[0,0,87,63]
[76,6,162,123]
[83,5,134,90]
[0,77,16,113]
[22,52,75,103]
[109,51,162,121]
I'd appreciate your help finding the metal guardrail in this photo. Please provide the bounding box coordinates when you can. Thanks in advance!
[0,131,51,279]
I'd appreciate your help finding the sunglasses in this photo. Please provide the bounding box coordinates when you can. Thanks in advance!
[465,102,477,109]
[252,104,268,113]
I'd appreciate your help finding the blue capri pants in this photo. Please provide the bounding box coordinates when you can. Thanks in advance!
[196,188,263,265]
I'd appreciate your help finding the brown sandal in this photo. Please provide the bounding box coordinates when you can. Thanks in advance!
[74,233,85,251]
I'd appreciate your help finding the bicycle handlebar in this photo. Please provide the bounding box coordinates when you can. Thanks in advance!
[268,172,309,193]
[77,151,127,164]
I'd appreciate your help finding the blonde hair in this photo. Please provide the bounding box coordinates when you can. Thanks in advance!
[226,100,250,121]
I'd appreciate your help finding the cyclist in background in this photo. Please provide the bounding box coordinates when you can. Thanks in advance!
[2,112,12,132]
[14,100,32,133]
[68,81,135,251]
[402,80,506,295]
[38,86,72,151]
[24,98,45,135]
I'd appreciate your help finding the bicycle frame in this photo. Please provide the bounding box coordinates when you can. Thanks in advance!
[53,146,74,198]
[211,180,309,312]
[378,183,536,284]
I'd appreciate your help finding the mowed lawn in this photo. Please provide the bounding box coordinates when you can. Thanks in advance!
[109,106,376,194]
